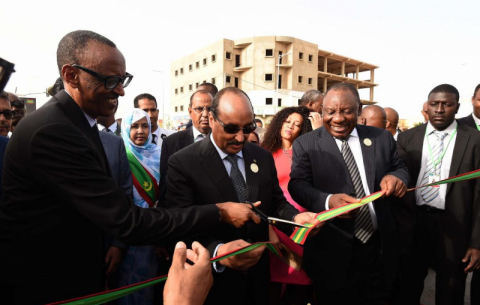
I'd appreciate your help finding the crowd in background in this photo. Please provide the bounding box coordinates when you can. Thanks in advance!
[0,30,479,305]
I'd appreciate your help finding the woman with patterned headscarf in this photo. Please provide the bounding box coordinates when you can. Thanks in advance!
[117,108,160,305]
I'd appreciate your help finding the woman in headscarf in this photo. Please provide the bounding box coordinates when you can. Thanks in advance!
[117,108,160,305]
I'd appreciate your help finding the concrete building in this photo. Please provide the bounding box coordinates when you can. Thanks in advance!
[170,36,378,126]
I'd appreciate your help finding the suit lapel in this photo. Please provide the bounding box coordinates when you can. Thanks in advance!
[243,144,259,202]
[55,90,111,175]
[447,123,470,195]
[199,136,238,202]
[317,128,351,187]
[357,126,375,192]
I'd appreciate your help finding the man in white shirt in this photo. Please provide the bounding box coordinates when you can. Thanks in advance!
[133,93,174,147]
[397,84,480,305]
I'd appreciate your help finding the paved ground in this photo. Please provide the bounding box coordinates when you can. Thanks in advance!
[420,268,472,305]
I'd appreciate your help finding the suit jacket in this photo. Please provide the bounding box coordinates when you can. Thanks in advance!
[288,125,409,290]
[397,121,480,258]
[100,131,133,250]
[165,135,299,305]
[0,136,8,200]
[458,113,478,130]
[159,127,194,200]
[0,90,221,304]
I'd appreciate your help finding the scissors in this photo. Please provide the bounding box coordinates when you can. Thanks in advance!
[246,201,310,228]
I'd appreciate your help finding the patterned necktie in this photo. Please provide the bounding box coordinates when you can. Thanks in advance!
[341,138,374,243]
[152,134,157,145]
[420,130,448,203]
[225,155,247,203]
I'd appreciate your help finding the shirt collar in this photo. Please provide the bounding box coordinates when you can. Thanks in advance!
[65,89,96,127]
[210,134,243,160]
[426,120,457,135]
[192,126,205,139]
[334,127,358,141]
[472,113,480,127]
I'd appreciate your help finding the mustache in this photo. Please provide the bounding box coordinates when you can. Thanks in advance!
[0,123,9,129]
[227,140,245,146]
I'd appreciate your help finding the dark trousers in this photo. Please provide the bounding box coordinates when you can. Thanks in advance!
[313,232,392,305]
[408,206,468,305]
[472,271,480,305]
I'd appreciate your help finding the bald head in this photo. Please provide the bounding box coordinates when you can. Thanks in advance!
[384,107,399,136]
[358,105,387,129]
[421,101,429,122]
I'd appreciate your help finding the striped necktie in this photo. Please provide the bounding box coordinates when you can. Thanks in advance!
[420,130,447,203]
[341,138,374,243]
[225,155,247,203]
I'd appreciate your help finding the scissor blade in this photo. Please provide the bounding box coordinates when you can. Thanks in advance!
[268,217,310,228]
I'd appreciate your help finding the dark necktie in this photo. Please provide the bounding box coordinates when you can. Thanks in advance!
[102,127,111,133]
[152,134,157,145]
[341,138,374,243]
[225,155,247,203]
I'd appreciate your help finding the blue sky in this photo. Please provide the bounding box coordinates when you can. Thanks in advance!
[1,0,478,122]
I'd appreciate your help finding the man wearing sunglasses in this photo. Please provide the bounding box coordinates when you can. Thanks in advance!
[0,30,260,304]
[165,87,320,305]
[7,92,25,132]
[0,91,13,137]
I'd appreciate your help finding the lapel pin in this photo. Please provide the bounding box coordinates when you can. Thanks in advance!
[251,163,259,173]
[364,138,372,146]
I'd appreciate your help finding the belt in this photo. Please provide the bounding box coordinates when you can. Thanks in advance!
[418,205,444,213]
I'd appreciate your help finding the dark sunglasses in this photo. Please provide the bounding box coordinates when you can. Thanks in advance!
[11,101,25,109]
[71,64,133,90]
[210,111,256,134]
[0,110,14,120]
[192,106,212,114]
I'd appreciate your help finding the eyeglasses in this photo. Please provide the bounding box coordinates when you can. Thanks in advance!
[192,106,212,114]
[71,64,133,90]
[0,110,14,120]
[210,111,256,134]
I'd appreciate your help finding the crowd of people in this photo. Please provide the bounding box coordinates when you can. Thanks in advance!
[0,29,479,305]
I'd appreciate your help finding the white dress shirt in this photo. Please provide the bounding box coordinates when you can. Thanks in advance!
[210,134,246,272]
[97,121,118,133]
[151,127,175,146]
[473,113,480,128]
[415,121,457,209]
[325,128,378,230]
[192,126,207,142]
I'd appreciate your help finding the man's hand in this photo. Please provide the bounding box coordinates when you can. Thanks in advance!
[328,193,358,218]
[380,175,407,197]
[164,241,213,305]
[216,201,261,228]
[308,112,323,130]
[268,225,283,251]
[105,246,123,277]
[217,239,265,271]
[463,247,480,272]
[293,212,324,237]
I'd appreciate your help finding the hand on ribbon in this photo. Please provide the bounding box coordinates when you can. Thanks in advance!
[293,212,323,236]
[380,174,407,197]
[217,239,266,271]
[164,241,213,305]
[328,194,358,218]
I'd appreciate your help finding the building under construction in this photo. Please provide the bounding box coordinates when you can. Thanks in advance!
[170,36,378,125]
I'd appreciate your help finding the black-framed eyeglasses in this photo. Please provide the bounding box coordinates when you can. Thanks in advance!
[0,110,15,120]
[210,111,256,134]
[71,64,133,90]
[192,106,212,114]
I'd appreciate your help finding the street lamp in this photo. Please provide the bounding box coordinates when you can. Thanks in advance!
[276,52,292,113]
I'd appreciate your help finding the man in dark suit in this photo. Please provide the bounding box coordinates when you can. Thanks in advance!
[289,83,409,305]
[159,89,213,199]
[165,87,320,305]
[457,83,480,305]
[397,84,480,305]
[0,30,261,305]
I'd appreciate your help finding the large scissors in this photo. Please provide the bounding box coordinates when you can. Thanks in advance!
[246,201,310,228]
